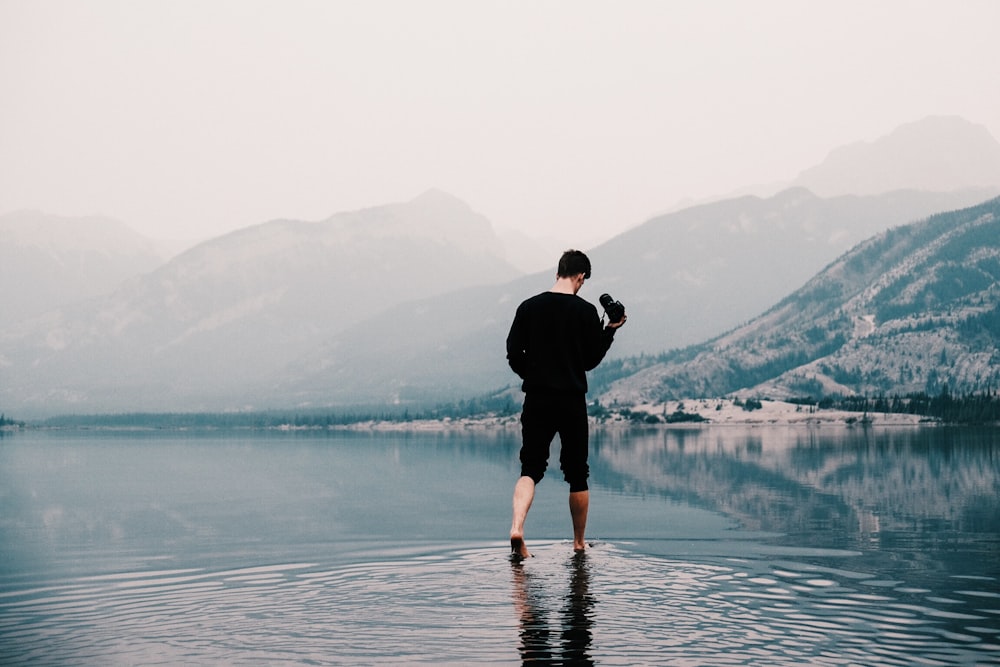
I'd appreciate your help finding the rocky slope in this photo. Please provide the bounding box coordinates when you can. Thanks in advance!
[600,197,1000,405]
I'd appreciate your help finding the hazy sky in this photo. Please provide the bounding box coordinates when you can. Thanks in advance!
[2,0,998,245]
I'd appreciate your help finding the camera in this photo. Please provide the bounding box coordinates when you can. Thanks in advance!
[599,293,626,325]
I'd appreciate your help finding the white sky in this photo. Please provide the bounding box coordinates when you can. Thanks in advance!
[2,0,998,244]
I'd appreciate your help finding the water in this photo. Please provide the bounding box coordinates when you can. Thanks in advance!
[0,426,997,665]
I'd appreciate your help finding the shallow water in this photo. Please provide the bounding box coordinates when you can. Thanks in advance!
[0,426,998,665]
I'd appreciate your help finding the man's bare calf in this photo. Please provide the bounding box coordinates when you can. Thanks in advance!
[510,476,535,559]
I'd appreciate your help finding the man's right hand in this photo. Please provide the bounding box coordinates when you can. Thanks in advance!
[607,313,627,329]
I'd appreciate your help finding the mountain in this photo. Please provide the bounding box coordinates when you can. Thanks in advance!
[0,191,520,415]
[6,115,1000,417]
[4,189,995,415]
[600,196,1000,405]
[586,187,998,356]
[792,116,1000,197]
[0,211,165,330]
[267,189,999,407]
[664,116,1000,213]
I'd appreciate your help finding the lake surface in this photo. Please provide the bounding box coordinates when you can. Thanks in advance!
[1,425,998,665]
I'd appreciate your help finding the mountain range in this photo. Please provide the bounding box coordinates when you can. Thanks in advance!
[1,190,520,414]
[601,196,1000,405]
[2,116,1000,417]
[266,187,999,409]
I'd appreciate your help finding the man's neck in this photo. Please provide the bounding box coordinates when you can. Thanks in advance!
[550,275,581,295]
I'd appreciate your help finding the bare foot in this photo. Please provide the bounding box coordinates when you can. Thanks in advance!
[510,534,531,560]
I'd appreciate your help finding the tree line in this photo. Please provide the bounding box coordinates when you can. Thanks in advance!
[0,413,25,429]
[13,386,999,430]
[800,387,1000,424]
[33,393,521,430]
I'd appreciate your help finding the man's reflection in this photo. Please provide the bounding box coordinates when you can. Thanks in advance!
[512,551,595,665]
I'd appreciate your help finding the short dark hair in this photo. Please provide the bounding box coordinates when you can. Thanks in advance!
[557,249,591,279]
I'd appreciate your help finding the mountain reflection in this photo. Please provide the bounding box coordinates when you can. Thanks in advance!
[591,426,1000,568]
[512,552,595,666]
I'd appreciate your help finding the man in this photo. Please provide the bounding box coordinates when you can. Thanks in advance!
[505,249,626,559]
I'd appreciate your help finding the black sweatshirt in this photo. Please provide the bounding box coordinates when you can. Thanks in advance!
[506,291,616,395]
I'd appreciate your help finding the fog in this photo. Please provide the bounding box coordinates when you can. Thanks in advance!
[2,0,998,246]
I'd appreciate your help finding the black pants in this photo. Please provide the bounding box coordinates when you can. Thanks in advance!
[519,392,589,492]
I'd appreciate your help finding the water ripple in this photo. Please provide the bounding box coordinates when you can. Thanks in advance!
[0,542,998,665]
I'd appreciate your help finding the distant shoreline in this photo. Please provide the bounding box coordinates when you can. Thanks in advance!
[325,399,933,432]
[7,399,952,433]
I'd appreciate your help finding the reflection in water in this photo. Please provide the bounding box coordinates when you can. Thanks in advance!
[593,426,1000,575]
[562,553,595,665]
[512,552,595,666]
[0,428,997,665]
